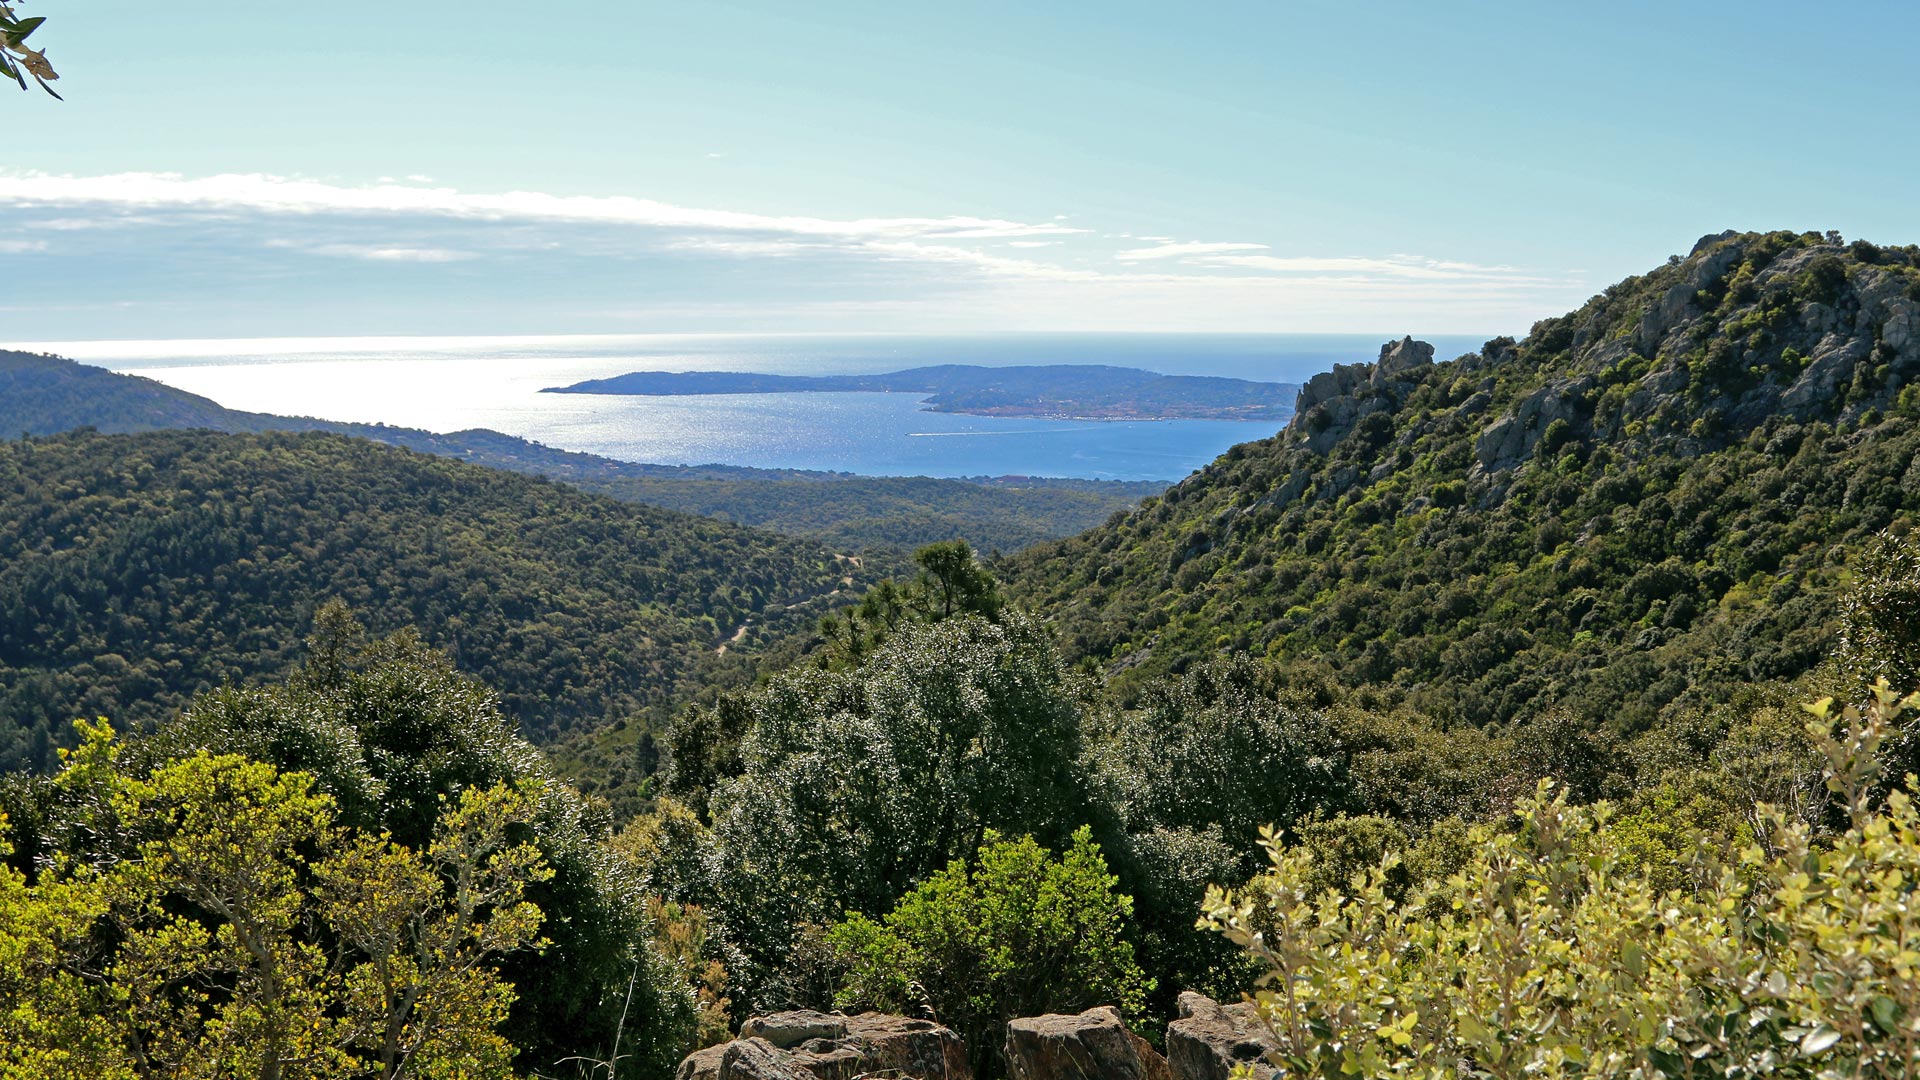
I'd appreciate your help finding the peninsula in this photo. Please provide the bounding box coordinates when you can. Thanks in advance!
[542,363,1300,421]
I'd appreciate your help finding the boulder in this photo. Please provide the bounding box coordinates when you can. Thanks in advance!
[1165,992,1279,1080]
[1004,1007,1170,1080]
[678,1013,971,1080]
[675,1037,814,1080]
[740,1011,850,1049]
[838,1013,970,1079]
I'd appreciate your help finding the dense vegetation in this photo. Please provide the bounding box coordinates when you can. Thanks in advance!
[1203,685,1920,1078]
[0,428,877,771]
[10,232,1920,1078]
[547,363,1300,421]
[0,351,1159,553]
[1,610,699,1079]
[1006,231,1920,737]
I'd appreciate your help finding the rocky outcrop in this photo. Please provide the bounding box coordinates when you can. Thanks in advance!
[1288,336,1436,453]
[1164,992,1278,1080]
[679,1012,970,1080]
[1374,335,1434,380]
[1004,1007,1170,1080]
[1472,375,1593,473]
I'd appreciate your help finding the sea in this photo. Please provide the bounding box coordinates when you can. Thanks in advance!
[36,332,1493,482]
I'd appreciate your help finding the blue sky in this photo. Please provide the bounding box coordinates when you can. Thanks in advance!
[4,0,1917,340]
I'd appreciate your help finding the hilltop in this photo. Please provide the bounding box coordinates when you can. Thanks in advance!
[545,363,1301,421]
[1005,230,1920,732]
[0,351,1158,552]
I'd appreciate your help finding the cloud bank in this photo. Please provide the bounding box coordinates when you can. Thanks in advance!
[0,171,1589,337]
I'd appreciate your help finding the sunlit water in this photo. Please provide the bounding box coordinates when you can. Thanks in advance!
[23,333,1492,481]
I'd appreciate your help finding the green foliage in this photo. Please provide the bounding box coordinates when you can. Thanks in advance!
[827,828,1149,1078]
[1095,655,1348,859]
[0,428,872,773]
[1007,231,1920,737]
[697,613,1092,1011]
[809,540,1007,667]
[152,611,698,1078]
[1202,683,1920,1079]
[2,721,550,1080]
[1838,527,1920,693]
[1088,655,1350,1004]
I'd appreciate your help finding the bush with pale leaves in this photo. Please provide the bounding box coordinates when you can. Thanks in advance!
[1201,681,1920,1079]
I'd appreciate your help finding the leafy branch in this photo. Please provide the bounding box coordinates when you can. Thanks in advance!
[0,2,59,98]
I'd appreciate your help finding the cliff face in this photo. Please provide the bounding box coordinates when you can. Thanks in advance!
[1006,231,1920,729]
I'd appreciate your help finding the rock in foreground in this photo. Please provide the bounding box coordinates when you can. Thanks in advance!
[678,1011,971,1080]
[1003,1007,1171,1080]
[1165,992,1279,1080]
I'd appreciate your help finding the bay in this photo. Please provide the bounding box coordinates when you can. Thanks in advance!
[38,332,1493,481]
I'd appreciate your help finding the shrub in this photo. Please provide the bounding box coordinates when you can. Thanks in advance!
[827,827,1150,1078]
[1202,683,1920,1079]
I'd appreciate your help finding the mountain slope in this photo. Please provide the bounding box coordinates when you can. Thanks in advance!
[0,428,882,773]
[1005,231,1920,733]
[0,351,1159,553]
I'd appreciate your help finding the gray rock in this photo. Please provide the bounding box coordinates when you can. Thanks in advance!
[1472,377,1592,473]
[1005,1007,1170,1080]
[741,1012,850,1049]
[836,1013,971,1080]
[680,1013,971,1080]
[1882,299,1918,352]
[1782,336,1871,417]
[1165,992,1279,1080]
[1374,336,1434,382]
[675,1038,814,1080]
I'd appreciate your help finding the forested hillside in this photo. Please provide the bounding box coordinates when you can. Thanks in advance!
[0,352,1158,553]
[9,234,1920,1080]
[0,428,881,772]
[1007,231,1920,734]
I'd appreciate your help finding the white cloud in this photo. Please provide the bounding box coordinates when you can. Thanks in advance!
[0,238,48,253]
[1114,240,1270,261]
[265,238,476,262]
[1191,253,1559,283]
[0,170,1593,336]
[0,171,1084,242]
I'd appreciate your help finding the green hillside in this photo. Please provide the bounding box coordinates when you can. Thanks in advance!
[0,351,1159,553]
[1005,230,1920,732]
[0,428,881,772]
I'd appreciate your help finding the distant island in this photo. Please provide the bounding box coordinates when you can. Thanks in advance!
[543,363,1300,422]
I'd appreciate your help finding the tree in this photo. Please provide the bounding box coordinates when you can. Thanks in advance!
[158,610,699,1078]
[912,540,1003,622]
[0,808,124,1079]
[827,828,1149,1079]
[5,721,552,1080]
[704,613,1090,1011]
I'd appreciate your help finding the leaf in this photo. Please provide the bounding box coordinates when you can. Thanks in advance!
[1799,1024,1842,1054]
[1871,995,1899,1033]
